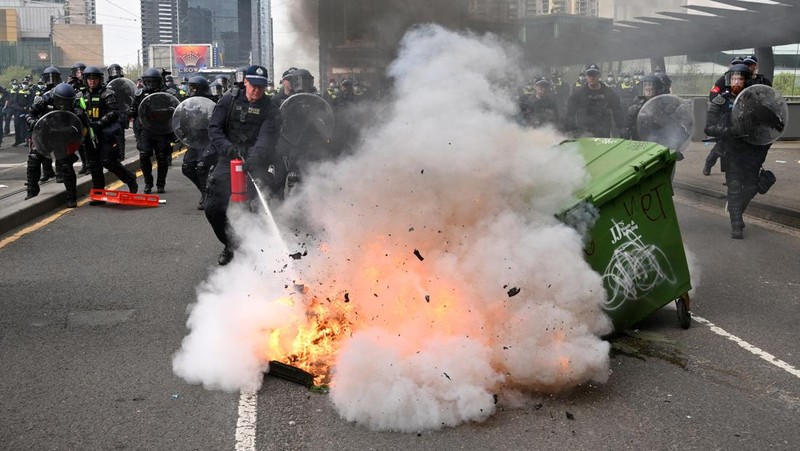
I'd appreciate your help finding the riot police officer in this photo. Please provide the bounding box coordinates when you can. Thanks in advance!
[205,65,281,265]
[130,68,178,193]
[214,74,230,94]
[621,74,665,140]
[82,66,138,203]
[704,64,767,239]
[743,55,772,87]
[704,56,744,176]
[10,77,34,147]
[107,63,124,81]
[271,68,298,108]
[181,75,217,209]
[31,67,63,181]
[564,64,624,138]
[68,62,87,95]
[24,83,88,207]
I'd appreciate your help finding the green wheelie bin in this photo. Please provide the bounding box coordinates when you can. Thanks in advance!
[560,138,692,331]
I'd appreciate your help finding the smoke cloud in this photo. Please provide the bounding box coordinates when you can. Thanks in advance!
[174,25,612,432]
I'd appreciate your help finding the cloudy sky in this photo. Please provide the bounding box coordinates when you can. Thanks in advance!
[96,0,141,66]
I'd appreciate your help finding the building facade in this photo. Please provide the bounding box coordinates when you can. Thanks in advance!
[0,0,100,69]
[141,0,268,69]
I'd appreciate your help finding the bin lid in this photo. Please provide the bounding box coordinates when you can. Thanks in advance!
[564,138,676,207]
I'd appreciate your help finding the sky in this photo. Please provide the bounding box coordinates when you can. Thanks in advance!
[96,0,142,67]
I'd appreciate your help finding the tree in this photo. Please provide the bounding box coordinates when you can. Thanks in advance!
[0,66,35,87]
[124,64,141,81]
[772,73,798,97]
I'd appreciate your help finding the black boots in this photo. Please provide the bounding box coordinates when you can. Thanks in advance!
[218,247,234,266]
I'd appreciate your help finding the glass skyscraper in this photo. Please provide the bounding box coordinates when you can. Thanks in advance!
[177,0,252,68]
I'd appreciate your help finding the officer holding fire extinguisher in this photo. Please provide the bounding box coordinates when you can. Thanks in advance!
[205,65,282,266]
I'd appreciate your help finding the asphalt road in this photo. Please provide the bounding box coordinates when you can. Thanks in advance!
[1,155,798,450]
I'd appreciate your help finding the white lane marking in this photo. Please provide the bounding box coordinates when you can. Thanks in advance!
[694,315,800,379]
[775,160,787,164]
[235,390,258,451]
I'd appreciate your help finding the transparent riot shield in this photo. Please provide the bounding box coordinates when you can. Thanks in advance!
[636,94,694,152]
[108,78,137,113]
[172,96,216,148]
[732,84,788,146]
[138,92,180,135]
[279,93,335,148]
[31,110,84,160]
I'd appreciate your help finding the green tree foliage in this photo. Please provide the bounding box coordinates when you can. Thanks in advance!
[772,73,799,97]
[124,64,141,81]
[0,66,35,88]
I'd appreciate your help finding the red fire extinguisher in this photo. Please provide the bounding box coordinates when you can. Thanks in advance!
[230,158,248,203]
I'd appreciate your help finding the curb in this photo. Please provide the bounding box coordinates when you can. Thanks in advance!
[674,181,800,229]
[0,157,142,236]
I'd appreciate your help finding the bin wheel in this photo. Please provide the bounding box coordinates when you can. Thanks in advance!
[676,293,691,329]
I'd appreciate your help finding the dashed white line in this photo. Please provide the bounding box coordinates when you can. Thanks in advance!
[235,390,258,451]
[694,315,800,379]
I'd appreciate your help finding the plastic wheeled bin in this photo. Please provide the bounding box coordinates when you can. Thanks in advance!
[559,138,692,331]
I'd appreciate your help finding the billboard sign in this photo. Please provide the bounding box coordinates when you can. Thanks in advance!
[173,44,212,79]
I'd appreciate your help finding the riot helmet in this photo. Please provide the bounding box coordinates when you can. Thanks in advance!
[165,75,174,84]
[142,68,163,91]
[725,64,751,95]
[288,68,315,93]
[186,75,210,97]
[107,63,124,80]
[214,74,230,92]
[639,74,665,98]
[42,66,62,89]
[83,66,104,90]
[209,80,224,97]
[52,83,76,111]
[654,72,672,94]
[233,66,248,86]
[71,62,86,79]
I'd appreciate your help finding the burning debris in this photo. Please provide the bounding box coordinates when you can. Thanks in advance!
[173,25,612,432]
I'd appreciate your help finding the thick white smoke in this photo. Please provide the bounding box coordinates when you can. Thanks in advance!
[174,25,613,432]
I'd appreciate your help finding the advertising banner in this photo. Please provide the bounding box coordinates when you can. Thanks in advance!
[173,44,212,79]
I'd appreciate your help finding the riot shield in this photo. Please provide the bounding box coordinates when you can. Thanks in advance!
[636,94,694,151]
[172,96,215,148]
[732,84,788,146]
[138,92,180,135]
[31,110,84,160]
[108,78,136,112]
[279,93,335,147]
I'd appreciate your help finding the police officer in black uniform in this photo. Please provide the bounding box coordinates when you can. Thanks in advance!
[82,66,138,203]
[564,64,624,138]
[703,56,744,176]
[519,76,559,129]
[11,76,34,147]
[68,62,87,95]
[704,64,767,239]
[621,74,666,140]
[30,67,62,182]
[181,75,218,210]
[66,62,91,173]
[742,55,772,86]
[130,68,178,193]
[24,82,89,207]
[205,65,281,265]
[106,63,130,161]
[271,68,298,108]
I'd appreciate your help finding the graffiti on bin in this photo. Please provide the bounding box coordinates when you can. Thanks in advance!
[621,183,669,223]
[602,219,675,311]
